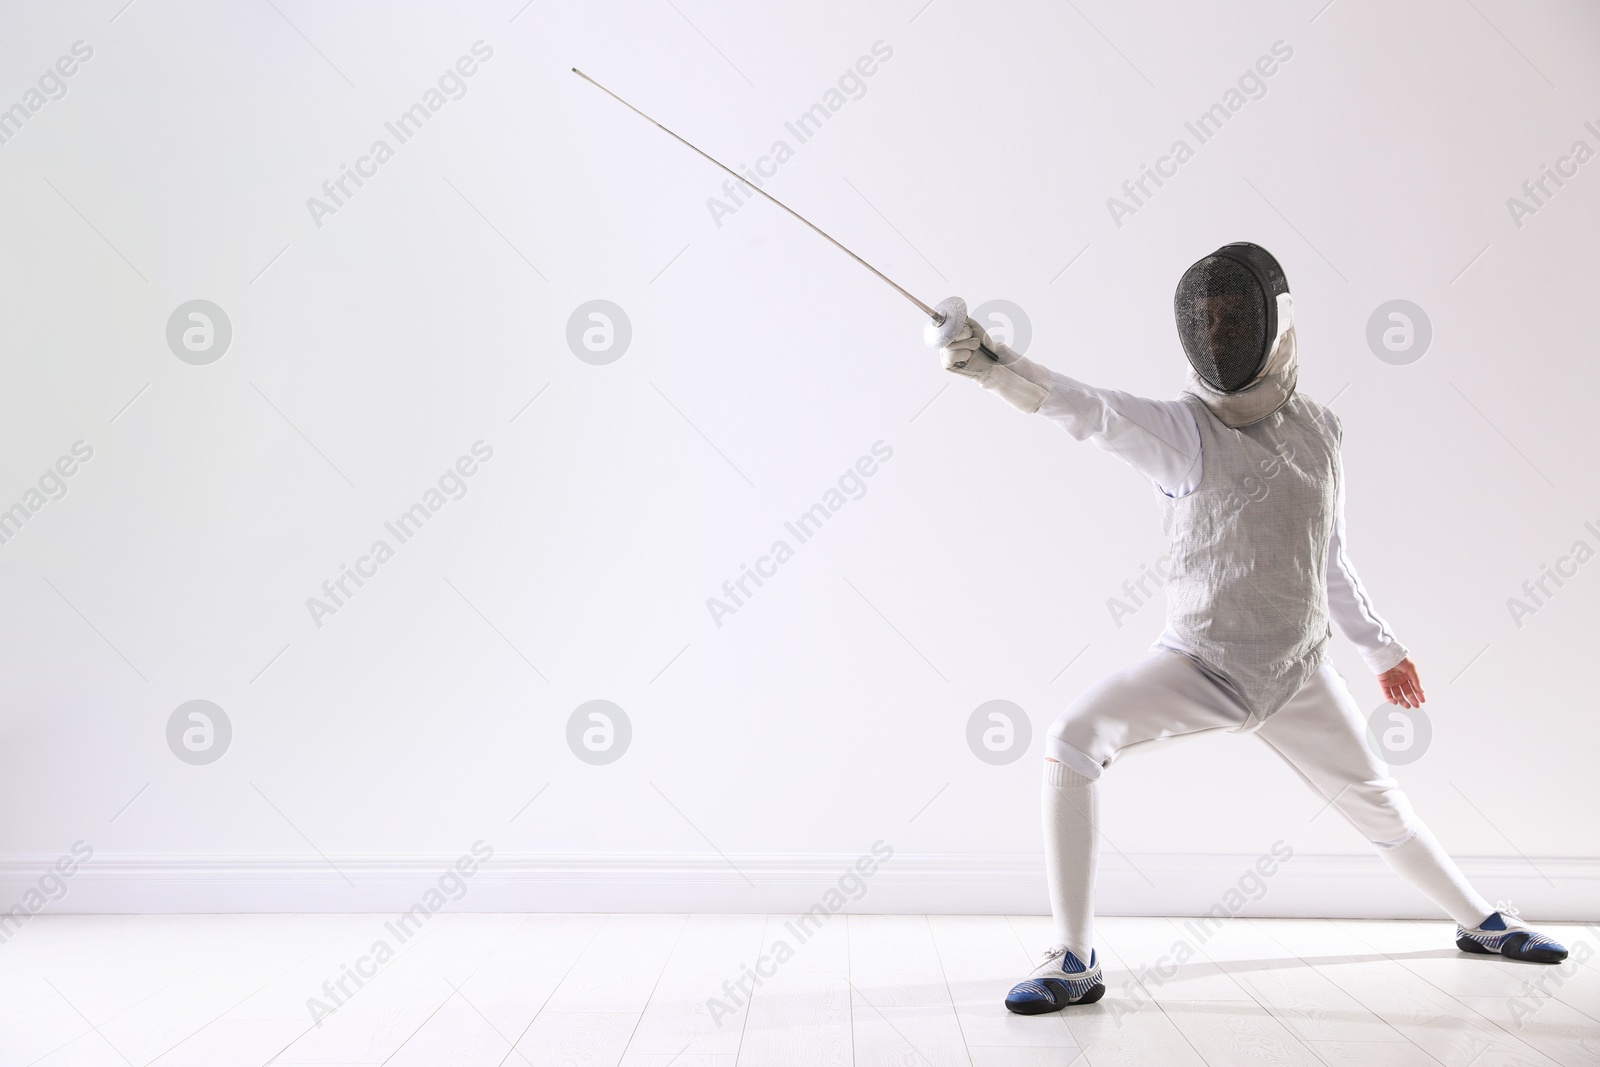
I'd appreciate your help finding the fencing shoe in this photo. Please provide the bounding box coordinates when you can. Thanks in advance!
[1457,910,1568,964]
[1004,946,1105,1014]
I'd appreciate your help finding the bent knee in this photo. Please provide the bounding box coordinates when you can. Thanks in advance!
[1045,726,1105,780]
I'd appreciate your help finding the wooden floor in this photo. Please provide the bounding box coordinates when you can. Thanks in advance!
[2,914,1596,1066]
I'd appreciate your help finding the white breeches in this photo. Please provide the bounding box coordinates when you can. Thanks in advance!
[1046,648,1418,848]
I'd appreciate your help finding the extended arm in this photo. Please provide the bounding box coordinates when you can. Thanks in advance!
[934,320,1203,497]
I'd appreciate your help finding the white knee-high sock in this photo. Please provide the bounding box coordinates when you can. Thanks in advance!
[1378,823,1494,928]
[1042,760,1097,961]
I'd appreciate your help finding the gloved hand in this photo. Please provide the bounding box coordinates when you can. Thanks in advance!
[924,302,1048,414]
[938,321,991,373]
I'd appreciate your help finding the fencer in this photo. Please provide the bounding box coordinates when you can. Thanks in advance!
[926,243,1569,1014]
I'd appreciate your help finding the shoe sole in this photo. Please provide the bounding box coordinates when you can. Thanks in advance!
[1005,981,1106,1015]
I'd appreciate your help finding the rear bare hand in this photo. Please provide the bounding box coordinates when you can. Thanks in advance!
[1378,657,1425,708]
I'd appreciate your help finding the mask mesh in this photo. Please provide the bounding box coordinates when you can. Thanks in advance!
[1174,254,1271,393]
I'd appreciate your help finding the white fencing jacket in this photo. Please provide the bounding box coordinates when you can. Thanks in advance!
[1005,353,1410,676]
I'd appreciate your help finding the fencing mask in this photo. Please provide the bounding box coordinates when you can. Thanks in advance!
[1175,243,1296,427]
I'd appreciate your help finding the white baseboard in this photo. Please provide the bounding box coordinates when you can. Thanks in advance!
[2,851,1595,919]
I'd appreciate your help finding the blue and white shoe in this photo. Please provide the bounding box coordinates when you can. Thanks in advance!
[1457,910,1568,964]
[1004,947,1104,1015]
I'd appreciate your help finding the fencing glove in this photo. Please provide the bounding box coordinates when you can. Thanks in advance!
[925,312,1048,415]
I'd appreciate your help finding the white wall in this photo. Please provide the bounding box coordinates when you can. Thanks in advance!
[1,0,1596,917]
